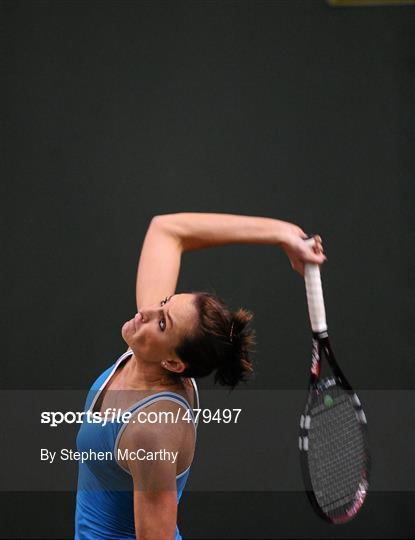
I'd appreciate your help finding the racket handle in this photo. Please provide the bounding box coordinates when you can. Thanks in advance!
[304,261,327,334]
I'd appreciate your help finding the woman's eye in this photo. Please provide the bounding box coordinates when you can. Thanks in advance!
[159,318,166,331]
[160,297,168,306]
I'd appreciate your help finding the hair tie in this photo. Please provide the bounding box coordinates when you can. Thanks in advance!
[229,321,235,343]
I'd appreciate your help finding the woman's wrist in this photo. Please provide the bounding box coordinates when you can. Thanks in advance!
[271,219,306,247]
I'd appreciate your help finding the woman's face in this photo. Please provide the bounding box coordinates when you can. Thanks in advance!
[121,293,198,365]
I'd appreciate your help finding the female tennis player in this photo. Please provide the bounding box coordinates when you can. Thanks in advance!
[75,213,325,540]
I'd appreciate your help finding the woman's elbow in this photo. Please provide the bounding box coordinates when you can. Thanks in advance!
[149,214,182,239]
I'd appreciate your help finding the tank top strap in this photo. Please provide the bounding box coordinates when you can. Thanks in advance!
[190,378,200,409]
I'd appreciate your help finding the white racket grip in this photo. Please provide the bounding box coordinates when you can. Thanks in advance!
[304,263,327,334]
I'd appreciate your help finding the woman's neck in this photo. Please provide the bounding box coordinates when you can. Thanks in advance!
[124,352,181,391]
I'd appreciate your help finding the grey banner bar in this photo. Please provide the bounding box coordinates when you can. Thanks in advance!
[0,389,413,491]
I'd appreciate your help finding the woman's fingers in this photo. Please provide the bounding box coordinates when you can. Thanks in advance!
[312,235,325,257]
[303,236,326,264]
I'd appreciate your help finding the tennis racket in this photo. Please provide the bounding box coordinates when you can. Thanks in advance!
[298,255,370,524]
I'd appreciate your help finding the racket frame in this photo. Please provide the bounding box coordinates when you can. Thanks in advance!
[299,331,370,524]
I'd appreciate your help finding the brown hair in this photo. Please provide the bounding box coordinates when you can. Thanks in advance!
[176,292,255,389]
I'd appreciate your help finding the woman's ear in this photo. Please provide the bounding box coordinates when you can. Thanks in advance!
[161,357,186,374]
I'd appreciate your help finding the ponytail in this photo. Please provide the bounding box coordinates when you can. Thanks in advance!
[177,293,255,389]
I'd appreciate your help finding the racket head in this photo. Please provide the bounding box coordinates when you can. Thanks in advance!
[299,377,370,524]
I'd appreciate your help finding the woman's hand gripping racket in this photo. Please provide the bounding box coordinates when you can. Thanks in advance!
[299,246,370,524]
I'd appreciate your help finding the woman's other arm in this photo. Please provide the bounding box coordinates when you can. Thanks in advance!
[122,406,186,540]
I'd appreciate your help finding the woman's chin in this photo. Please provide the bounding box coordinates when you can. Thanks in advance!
[121,319,133,342]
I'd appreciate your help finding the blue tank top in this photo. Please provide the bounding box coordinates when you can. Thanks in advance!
[75,349,199,540]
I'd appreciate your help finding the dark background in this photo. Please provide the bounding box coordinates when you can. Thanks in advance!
[2,0,414,538]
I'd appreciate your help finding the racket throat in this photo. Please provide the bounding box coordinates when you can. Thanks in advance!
[309,337,322,382]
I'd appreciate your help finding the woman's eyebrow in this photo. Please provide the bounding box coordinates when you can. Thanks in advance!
[160,295,174,329]
[166,295,175,328]
[166,309,174,329]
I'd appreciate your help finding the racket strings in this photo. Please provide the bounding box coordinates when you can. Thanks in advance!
[307,388,367,517]
[309,419,364,510]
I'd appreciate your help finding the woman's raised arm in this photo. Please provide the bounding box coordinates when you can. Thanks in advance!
[136,216,183,309]
[136,213,326,309]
